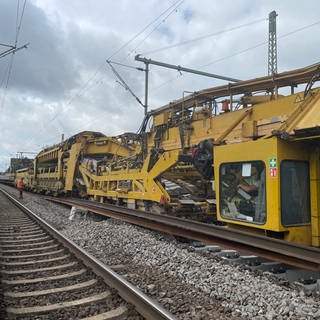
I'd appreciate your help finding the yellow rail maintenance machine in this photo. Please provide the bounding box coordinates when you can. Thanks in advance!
[27,62,320,247]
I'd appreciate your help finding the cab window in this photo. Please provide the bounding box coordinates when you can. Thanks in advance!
[220,161,266,224]
[280,161,310,226]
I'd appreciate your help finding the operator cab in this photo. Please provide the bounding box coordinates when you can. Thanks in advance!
[215,137,315,246]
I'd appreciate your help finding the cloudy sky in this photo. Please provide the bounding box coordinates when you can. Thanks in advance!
[0,0,319,171]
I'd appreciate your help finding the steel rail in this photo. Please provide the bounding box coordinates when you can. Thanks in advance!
[47,197,320,272]
[0,188,176,320]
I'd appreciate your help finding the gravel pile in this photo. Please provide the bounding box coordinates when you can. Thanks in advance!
[2,185,320,319]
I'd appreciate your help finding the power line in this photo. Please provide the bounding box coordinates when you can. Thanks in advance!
[37,17,320,148]
[106,1,185,115]
[279,20,320,38]
[107,0,184,61]
[0,43,15,48]
[36,2,186,139]
[43,1,185,134]
[15,0,20,44]
[0,43,28,59]
[0,0,27,112]
[107,60,144,108]
[199,41,268,69]
[125,0,184,60]
[0,54,15,108]
[141,17,267,56]
[108,60,144,71]
[202,19,320,69]
[49,1,185,128]
[15,0,27,45]
[34,67,108,146]
[46,61,107,125]
[151,19,320,92]
[65,61,107,108]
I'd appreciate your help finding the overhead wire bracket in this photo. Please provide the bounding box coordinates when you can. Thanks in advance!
[106,60,145,109]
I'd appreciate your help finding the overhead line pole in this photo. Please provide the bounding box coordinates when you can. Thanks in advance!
[135,54,241,114]
[268,11,277,76]
[144,62,149,116]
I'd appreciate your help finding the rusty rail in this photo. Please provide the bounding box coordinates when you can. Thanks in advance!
[46,197,320,272]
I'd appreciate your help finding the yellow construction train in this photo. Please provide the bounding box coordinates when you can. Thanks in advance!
[16,62,320,247]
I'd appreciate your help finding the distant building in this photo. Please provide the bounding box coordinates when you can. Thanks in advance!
[9,157,33,173]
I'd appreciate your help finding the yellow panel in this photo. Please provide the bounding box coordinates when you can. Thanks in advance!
[154,112,169,127]
[85,138,132,156]
[214,137,314,246]
[310,147,320,247]
[157,91,312,151]
[242,120,257,138]
[285,91,320,134]
[284,226,311,245]
[214,137,280,231]
[65,143,82,191]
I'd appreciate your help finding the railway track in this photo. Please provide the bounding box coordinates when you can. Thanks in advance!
[0,189,176,320]
[45,197,320,273]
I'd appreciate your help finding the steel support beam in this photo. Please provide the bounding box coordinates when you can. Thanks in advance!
[135,54,241,83]
[268,11,278,76]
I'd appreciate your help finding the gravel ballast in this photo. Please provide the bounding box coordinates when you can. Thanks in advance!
[2,185,320,319]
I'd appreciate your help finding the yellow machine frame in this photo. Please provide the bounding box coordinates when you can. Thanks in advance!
[29,62,320,247]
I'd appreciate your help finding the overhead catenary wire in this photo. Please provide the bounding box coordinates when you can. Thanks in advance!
[108,60,144,71]
[28,0,178,144]
[141,17,267,56]
[107,0,184,61]
[107,60,145,108]
[124,0,185,60]
[63,61,107,109]
[39,2,186,144]
[202,19,320,69]
[46,61,109,127]
[15,0,27,45]
[0,54,15,105]
[151,19,320,92]
[47,0,185,129]
[1,0,27,85]
[15,0,21,45]
[57,2,187,136]
[30,9,320,149]
[0,43,15,48]
[0,61,12,89]
[106,1,185,116]
[44,1,184,137]
[69,15,320,136]
[45,60,145,139]
[0,0,27,112]
[0,43,28,59]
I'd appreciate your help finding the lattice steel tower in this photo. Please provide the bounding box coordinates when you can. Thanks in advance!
[268,11,277,76]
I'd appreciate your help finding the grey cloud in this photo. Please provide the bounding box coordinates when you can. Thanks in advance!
[1,0,320,171]
[0,0,80,99]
